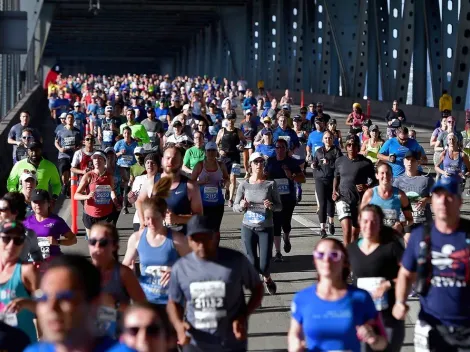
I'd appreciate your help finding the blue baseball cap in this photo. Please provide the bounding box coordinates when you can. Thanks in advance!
[431,175,461,197]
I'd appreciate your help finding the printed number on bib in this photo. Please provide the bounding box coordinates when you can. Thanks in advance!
[356,277,388,311]
[231,163,241,176]
[63,136,76,149]
[0,313,18,327]
[190,281,226,330]
[121,154,133,166]
[382,209,398,227]
[95,185,112,205]
[275,178,290,195]
[38,237,51,259]
[411,203,426,223]
[203,186,219,203]
[414,320,432,352]
[97,306,117,337]
[103,130,113,143]
[244,204,266,225]
[278,135,291,144]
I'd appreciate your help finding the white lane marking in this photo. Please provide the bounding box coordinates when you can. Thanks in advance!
[292,213,321,235]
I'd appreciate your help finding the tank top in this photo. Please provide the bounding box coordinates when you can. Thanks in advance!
[0,264,36,342]
[220,128,240,155]
[85,171,114,218]
[155,174,192,233]
[198,161,225,206]
[294,131,307,160]
[79,150,93,171]
[442,150,463,177]
[101,263,130,305]
[369,186,402,227]
[366,140,381,163]
[138,228,179,304]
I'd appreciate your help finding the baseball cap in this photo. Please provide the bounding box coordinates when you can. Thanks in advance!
[244,109,253,116]
[74,102,80,107]
[0,221,25,235]
[31,189,51,202]
[431,175,462,197]
[370,124,379,131]
[27,141,42,150]
[105,106,113,112]
[182,104,191,110]
[186,215,214,237]
[104,147,115,154]
[134,147,145,155]
[293,114,302,122]
[404,150,419,159]
[281,104,291,111]
[20,170,37,183]
[261,128,272,136]
[59,113,67,119]
[172,96,181,102]
[249,152,266,163]
[329,118,337,124]
[92,151,107,160]
[205,141,217,151]
[363,119,373,128]
[226,113,237,120]
[172,120,183,127]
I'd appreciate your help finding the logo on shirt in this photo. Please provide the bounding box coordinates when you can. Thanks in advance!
[44,223,55,228]
[431,245,470,287]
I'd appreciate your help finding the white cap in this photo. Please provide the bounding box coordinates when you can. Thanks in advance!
[92,151,107,160]
[205,141,217,151]
[244,109,253,116]
[105,105,113,112]
[74,102,80,107]
[134,146,145,155]
[249,152,267,163]
[20,171,37,183]
[182,104,191,111]
[59,112,67,119]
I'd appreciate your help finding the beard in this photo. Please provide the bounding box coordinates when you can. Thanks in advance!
[164,166,180,178]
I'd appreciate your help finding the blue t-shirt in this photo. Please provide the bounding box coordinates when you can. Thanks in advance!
[255,144,276,158]
[87,103,98,115]
[54,98,70,117]
[401,220,470,326]
[378,138,422,177]
[25,336,118,352]
[306,130,325,152]
[114,140,138,167]
[71,111,87,134]
[272,127,300,150]
[291,284,377,352]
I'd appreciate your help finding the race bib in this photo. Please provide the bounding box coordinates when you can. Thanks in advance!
[244,204,266,225]
[245,141,253,149]
[382,209,398,227]
[0,313,18,327]
[96,306,117,337]
[38,237,50,259]
[356,277,388,311]
[98,114,105,119]
[103,130,113,143]
[141,265,170,298]
[63,136,76,149]
[209,126,217,136]
[414,319,432,352]
[231,163,241,176]
[275,178,290,195]
[159,115,167,122]
[411,203,426,224]
[95,185,112,205]
[190,281,226,330]
[202,186,219,203]
[147,131,156,142]
[120,154,134,167]
[278,135,291,144]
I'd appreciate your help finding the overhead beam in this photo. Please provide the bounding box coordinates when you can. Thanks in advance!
[45,56,158,62]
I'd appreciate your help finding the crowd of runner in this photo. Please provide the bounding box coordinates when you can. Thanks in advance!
[0,73,469,351]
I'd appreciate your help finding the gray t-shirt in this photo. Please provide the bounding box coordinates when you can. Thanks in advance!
[168,248,261,351]
[56,127,82,159]
[8,123,41,158]
[233,179,282,229]
[141,118,164,151]
[393,173,434,223]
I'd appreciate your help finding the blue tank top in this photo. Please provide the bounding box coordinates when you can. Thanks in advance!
[138,228,178,304]
[369,186,402,227]
[442,150,464,177]
[155,174,192,233]
[0,263,36,342]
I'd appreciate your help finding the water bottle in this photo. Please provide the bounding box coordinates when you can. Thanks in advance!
[415,241,431,295]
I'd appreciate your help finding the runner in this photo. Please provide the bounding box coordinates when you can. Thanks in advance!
[266,139,305,261]
[74,151,121,237]
[23,190,77,261]
[182,131,206,176]
[129,147,146,188]
[360,124,384,163]
[254,128,276,158]
[240,110,258,179]
[393,175,470,351]
[141,108,164,152]
[348,205,405,352]
[435,133,470,188]
[167,215,264,351]
[191,142,229,246]
[70,133,95,179]
[288,238,388,352]
[327,118,344,149]
[385,100,406,139]
[306,117,326,161]
[119,109,150,146]
[253,116,274,147]
[98,106,121,149]
[88,223,146,338]
[346,103,366,135]
[14,128,35,162]
[164,120,194,149]
[312,131,342,238]
[104,147,124,226]
[7,111,41,164]
[272,114,299,152]
[18,170,37,217]
[292,115,309,203]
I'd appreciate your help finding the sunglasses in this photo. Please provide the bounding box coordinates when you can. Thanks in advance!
[0,235,25,246]
[33,289,75,302]
[313,250,344,262]
[22,136,33,139]
[123,324,162,337]
[252,159,265,165]
[0,207,10,212]
[85,138,94,141]
[88,238,110,248]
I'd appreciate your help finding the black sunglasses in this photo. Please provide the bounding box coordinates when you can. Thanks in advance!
[124,324,162,337]
[0,207,10,212]
[85,138,94,141]
[0,236,25,246]
[88,238,110,248]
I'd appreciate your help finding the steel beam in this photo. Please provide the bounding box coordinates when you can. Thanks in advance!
[424,0,443,104]
[441,0,459,91]
[290,0,303,92]
[374,0,391,100]
[412,0,427,106]
[366,0,378,100]
[352,0,370,99]
[302,0,314,93]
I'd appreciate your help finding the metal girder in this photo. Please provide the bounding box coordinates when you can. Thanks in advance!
[244,2,253,85]
[323,0,360,97]
[441,0,459,91]
[412,0,427,106]
[204,25,212,77]
[33,3,54,73]
[215,19,223,78]
[387,0,402,98]
[374,0,391,100]
[302,0,314,93]
[313,0,327,94]
[270,0,287,90]
[394,0,415,103]
[352,0,369,99]
[423,0,442,104]
[450,1,470,111]
[251,0,263,86]
[290,0,304,92]
[366,0,378,100]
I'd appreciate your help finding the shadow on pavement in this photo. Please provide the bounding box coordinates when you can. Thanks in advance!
[271,254,315,274]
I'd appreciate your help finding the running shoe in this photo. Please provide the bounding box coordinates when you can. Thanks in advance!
[283,236,292,253]
[320,229,328,238]
[328,222,335,235]
[265,278,277,295]
[122,207,129,215]
[228,200,233,207]
[274,252,284,262]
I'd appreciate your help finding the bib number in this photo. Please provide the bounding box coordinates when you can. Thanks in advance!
[38,237,50,259]
[231,163,241,176]
[278,135,291,145]
[94,185,112,205]
[103,130,113,143]
[121,154,133,167]
[0,313,18,327]
[412,203,426,223]
[63,136,76,150]
[202,186,219,203]
[356,277,388,311]
[382,209,398,227]
[245,141,252,149]
[275,178,290,195]
[244,204,266,225]
[97,306,117,337]
[190,281,226,330]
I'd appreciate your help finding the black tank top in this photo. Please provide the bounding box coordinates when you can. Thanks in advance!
[220,128,240,154]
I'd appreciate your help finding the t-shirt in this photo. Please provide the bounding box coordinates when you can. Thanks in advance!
[141,119,163,150]
[101,118,121,146]
[437,129,463,149]
[306,130,325,152]
[114,140,138,168]
[265,156,301,201]
[393,174,434,224]
[334,155,375,204]
[183,147,206,170]
[272,127,300,150]
[291,285,377,352]
[130,163,145,178]
[378,138,423,177]
[23,214,71,257]
[168,248,261,351]
[53,98,70,116]
[25,336,118,352]
[56,127,83,159]
[8,123,41,157]
[401,219,470,326]
[119,123,150,145]
[0,321,30,352]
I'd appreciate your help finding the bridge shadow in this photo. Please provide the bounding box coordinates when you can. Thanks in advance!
[270,254,315,274]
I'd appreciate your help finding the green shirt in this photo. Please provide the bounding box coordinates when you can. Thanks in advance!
[183,146,206,170]
[7,158,61,197]
[131,163,145,178]
[120,123,150,145]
